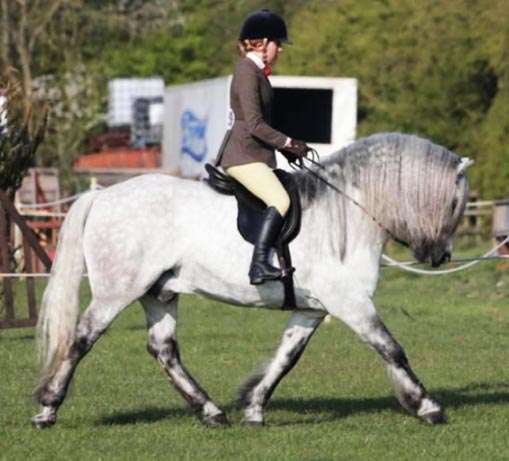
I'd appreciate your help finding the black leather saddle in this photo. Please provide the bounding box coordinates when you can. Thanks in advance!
[204,163,302,309]
[205,164,301,246]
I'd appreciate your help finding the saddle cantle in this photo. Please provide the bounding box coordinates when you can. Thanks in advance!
[205,163,301,310]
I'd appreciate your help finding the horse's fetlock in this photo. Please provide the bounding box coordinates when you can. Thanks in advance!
[36,388,62,407]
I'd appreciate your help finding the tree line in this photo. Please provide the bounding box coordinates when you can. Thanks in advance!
[1,0,507,198]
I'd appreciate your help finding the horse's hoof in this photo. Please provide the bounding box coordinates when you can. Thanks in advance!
[416,398,446,425]
[203,413,231,428]
[419,410,447,425]
[239,418,265,428]
[31,414,56,430]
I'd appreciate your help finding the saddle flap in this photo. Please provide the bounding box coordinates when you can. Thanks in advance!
[204,164,235,195]
[236,169,301,246]
[205,164,302,246]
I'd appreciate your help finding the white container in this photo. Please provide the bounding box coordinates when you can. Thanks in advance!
[108,78,165,127]
[162,75,357,177]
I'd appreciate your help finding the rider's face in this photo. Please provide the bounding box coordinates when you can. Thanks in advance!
[265,41,283,65]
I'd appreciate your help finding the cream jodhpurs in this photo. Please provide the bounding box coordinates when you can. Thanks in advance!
[226,162,290,216]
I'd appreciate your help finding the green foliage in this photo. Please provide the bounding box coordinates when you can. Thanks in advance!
[100,20,216,84]
[2,0,508,197]
[284,1,497,141]
[33,66,106,192]
[0,73,46,192]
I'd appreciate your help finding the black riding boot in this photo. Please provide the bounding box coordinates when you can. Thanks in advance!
[249,207,284,285]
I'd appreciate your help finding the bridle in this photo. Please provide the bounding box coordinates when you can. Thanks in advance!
[293,149,411,248]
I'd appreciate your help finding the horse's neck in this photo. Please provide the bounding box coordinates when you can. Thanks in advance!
[297,187,387,269]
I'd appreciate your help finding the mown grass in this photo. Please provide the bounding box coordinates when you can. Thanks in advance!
[0,243,508,460]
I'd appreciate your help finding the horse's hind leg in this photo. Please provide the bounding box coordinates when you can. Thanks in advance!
[328,298,445,425]
[140,294,230,428]
[33,298,128,428]
[239,310,324,426]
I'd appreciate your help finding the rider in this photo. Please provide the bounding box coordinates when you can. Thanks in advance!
[217,9,309,286]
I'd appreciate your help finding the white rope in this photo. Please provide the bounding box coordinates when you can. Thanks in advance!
[382,235,509,275]
[17,191,86,209]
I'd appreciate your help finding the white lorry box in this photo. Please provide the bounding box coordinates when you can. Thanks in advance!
[163,75,357,177]
[108,78,165,127]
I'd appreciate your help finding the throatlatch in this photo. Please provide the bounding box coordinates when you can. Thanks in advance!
[205,163,301,310]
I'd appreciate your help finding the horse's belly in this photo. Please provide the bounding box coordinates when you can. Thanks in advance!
[159,260,326,311]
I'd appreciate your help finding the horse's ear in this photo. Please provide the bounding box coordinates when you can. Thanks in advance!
[457,157,474,175]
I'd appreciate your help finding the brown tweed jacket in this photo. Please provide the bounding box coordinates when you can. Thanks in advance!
[218,57,288,169]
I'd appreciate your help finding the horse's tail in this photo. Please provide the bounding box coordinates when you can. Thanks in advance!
[36,190,98,380]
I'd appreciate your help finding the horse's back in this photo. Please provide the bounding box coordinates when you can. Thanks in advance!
[81,173,238,295]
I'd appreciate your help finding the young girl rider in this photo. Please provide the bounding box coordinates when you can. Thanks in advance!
[217,9,309,286]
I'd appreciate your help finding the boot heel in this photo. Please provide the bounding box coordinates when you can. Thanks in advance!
[249,264,282,285]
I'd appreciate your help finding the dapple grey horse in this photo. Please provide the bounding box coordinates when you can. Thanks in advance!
[33,133,471,429]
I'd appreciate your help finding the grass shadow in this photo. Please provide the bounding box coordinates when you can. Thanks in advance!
[268,395,399,424]
[97,406,189,426]
[96,381,509,427]
[265,381,509,425]
[435,381,509,409]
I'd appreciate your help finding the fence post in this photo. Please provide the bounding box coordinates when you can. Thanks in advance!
[0,190,52,328]
[0,200,14,321]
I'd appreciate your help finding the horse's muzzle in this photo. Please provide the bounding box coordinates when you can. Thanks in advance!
[431,250,451,267]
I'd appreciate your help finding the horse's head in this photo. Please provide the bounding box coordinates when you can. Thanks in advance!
[408,156,473,267]
[296,134,473,266]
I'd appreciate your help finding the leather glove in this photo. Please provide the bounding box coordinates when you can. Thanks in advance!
[280,139,310,164]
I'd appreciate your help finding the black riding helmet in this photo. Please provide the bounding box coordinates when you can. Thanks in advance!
[239,9,292,44]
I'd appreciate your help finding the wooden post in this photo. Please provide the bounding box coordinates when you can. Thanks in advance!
[0,200,14,321]
[0,190,52,328]
[23,238,37,321]
[0,190,52,271]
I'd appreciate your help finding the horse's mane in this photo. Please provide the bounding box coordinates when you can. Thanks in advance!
[295,133,469,259]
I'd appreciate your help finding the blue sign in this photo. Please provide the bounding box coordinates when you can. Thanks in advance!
[180,110,208,162]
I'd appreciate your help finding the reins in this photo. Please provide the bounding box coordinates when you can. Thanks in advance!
[295,150,410,248]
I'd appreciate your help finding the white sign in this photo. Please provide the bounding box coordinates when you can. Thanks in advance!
[163,76,231,177]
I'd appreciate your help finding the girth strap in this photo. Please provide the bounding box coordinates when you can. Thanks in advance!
[276,243,297,310]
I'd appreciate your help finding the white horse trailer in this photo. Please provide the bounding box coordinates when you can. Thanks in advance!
[162,75,357,177]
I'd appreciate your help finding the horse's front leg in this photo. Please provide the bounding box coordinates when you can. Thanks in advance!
[327,296,445,425]
[239,310,324,426]
[141,294,230,428]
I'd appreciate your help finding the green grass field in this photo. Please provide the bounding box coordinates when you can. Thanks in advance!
[0,245,508,460]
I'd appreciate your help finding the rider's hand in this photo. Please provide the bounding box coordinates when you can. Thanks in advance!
[285,139,309,157]
[280,139,310,164]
